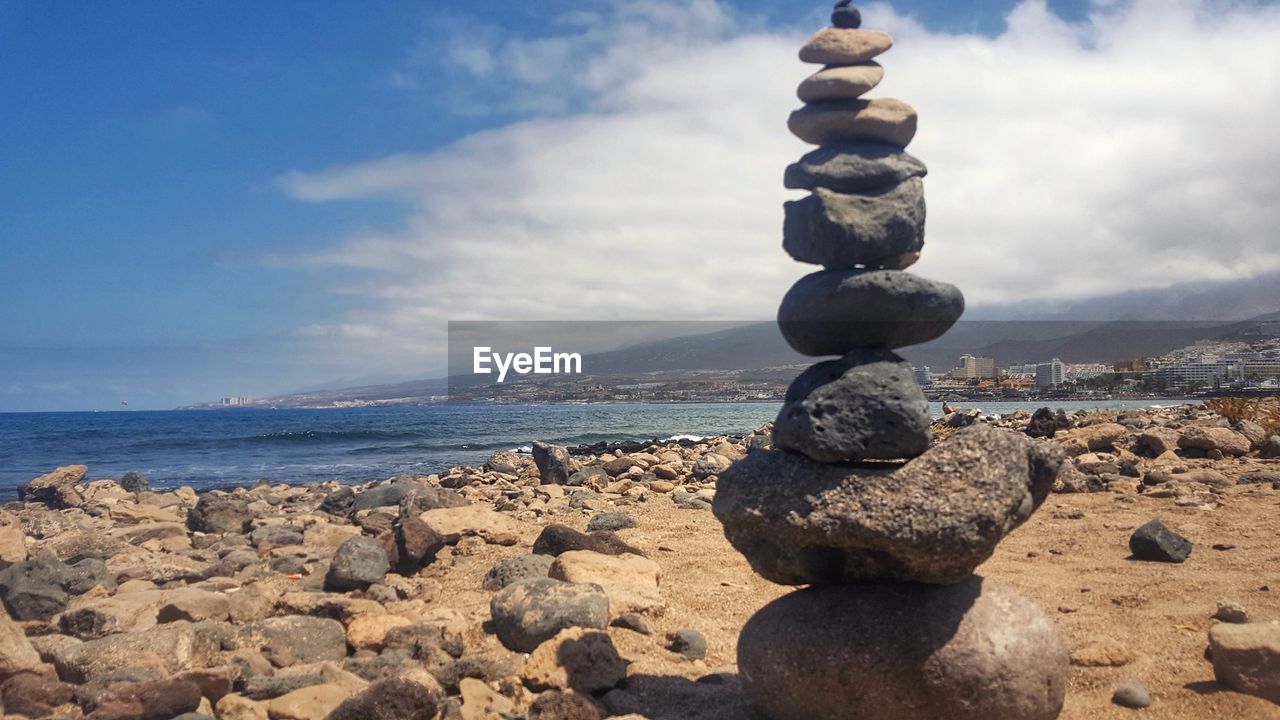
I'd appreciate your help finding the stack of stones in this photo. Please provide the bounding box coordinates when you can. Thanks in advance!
[712,4,1071,719]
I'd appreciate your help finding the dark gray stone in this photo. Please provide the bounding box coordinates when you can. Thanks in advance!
[831,3,861,29]
[242,674,322,700]
[783,181,925,270]
[567,466,608,487]
[532,524,644,557]
[0,555,115,621]
[249,525,303,549]
[668,629,707,660]
[1129,518,1191,563]
[320,487,356,516]
[235,616,347,668]
[187,494,253,535]
[119,471,149,493]
[325,536,390,592]
[482,554,555,591]
[489,578,610,653]
[532,441,573,485]
[397,485,469,515]
[1260,435,1280,459]
[587,512,637,532]
[738,579,1067,720]
[772,349,930,462]
[777,270,964,356]
[1240,471,1280,485]
[1112,679,1152,708]
[713,424,1064,585]
[611,613,655,635]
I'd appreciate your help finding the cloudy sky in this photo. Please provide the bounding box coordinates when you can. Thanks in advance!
[3,0,1279,410]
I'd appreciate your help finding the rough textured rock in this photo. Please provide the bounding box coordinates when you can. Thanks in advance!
[587,512,637,532]
[236,616,348,669]
[0,555,114,621]
[419,505,520,546]
[784,141,927,195]
[324,678,442,720]
[490,578,610,653]
[52,622,223,683]
[532,525,644,557]
[713,424,1063,585]
[737,579,1067,720]
[783,181,925,270]
[1,672,75,716]
[1179,426,1251,456]
[777,269,964,356]
[265,683,350,720]
[799,28,893,65]
[1260,435,1280,459]
[89,678,203,720]
[483,554,555,591]
[1026,407,1072,439]
[0,605,41,676]
[532,441,573,485]
[187,494,253,534]
[17,464,86,508]
[788,98,918,147]
[1129,518,1191,563]
[521,628,628,693]
[772,349,930,462]
[393,517,445,574]
[549,551,663,615]
[0,526,27,570]
[528,690,602,720]
[324,536,389,592]
[797,62,884,102]
[1208,621,1280,704]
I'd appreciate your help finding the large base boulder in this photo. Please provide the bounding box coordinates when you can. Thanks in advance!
[713,424,1063,585]
[738,579,1067,720]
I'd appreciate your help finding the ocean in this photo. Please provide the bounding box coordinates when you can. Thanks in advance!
[0,400,1194,493]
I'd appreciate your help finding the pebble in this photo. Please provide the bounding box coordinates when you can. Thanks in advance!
[797,62,883,102]
[1112,679,1152,708]
[1128,518,1192,563]
[668,629,708,660]
[1213,601,1248,624]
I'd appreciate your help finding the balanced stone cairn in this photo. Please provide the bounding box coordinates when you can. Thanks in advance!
[711,4,1071,719]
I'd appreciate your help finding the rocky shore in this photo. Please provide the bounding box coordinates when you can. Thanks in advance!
[0,403,1278,719]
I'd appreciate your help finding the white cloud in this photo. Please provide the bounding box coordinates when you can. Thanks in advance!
[278,0,1280,373]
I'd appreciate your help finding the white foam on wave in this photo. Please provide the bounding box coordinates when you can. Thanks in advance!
[510,445,533,454]
[663,434,706,442]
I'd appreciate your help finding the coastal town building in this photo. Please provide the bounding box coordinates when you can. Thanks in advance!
[951,354,996,380]
[1035,359,1065,388]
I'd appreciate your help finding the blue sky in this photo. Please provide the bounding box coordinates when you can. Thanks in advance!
[2,0,1277,411]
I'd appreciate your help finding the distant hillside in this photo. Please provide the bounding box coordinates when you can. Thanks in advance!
[187,274,1280,408]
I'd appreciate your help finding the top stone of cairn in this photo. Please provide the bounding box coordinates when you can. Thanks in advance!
[831,0,862,29]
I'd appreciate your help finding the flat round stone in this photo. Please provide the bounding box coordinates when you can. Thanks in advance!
[788,98,918,147]
[784,141,927,194]
[777,269,963,355]
[772,349,930,462]
[797,63,884,102]
[799,28,893,65]
[783,180,925,270]
[738,579,1068,720]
